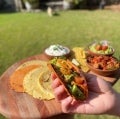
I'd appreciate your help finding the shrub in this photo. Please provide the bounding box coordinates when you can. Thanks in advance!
[65,0,87,9]
[23,0,39,9]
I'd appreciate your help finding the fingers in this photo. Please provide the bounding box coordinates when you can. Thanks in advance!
[52,78,61,89]
[51,75,68,101]
[54,85,68,101]
[61,96,81,113]
[61,96,73,113]
[51,73,57,80]
[51,73,83,113]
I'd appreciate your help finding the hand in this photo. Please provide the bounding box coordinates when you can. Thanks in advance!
[51,73,118,115]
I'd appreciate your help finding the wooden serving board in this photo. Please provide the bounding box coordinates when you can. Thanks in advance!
[0,53,119,119]
[0,54,64,119]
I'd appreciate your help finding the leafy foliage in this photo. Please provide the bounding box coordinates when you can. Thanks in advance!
[23,0,39,9]
[65,0,87,9]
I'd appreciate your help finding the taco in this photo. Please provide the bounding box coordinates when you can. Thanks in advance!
[48,58,88,101]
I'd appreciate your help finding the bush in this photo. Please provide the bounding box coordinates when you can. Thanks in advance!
[72,0,87,9]
[0,0,6,10]
[65,0,87,9]
[23,0,39,9]
[74,0,87,9]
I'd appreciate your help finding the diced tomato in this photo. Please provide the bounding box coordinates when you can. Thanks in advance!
[102,45,108,51]
[74,76,84,84]
[95,44,102,51]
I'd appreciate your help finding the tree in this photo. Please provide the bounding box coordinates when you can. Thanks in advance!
[0,0,6,10]
[23,0,39,9]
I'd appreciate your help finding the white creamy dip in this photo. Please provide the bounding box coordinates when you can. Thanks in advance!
[45,44,70,56]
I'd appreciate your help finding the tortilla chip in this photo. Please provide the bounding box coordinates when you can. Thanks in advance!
[72,47,89,72]
[72,47,86,59]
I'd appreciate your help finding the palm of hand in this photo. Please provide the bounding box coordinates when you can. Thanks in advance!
[52,74,116,115]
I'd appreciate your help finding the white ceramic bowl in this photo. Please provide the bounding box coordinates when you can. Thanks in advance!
[44,45,71,59]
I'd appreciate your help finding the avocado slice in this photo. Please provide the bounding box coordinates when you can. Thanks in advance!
[71,84,85,100]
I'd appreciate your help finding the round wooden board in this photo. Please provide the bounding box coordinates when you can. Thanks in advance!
[0,53,119,119]
[0,54,63,119]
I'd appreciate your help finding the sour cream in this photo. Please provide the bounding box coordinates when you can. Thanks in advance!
[45,44,70,56]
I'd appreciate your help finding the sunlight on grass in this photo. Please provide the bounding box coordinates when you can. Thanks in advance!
[0,10,120,119]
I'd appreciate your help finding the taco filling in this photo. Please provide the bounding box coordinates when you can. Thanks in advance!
[49,58,88,100]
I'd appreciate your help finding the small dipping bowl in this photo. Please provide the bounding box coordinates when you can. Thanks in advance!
[44,44,71,59]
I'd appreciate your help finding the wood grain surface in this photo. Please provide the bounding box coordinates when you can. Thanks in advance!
[0,53,119,119]
[0,54,63,119]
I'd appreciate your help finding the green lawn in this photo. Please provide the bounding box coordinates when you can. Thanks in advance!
[0,10,120,119]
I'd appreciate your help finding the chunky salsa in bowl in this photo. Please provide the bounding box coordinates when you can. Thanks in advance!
[86,55,120,76]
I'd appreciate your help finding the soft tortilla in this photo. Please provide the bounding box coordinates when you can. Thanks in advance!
[9,65,41,92]
[9,60,47,92]
[17,60,47,70]
[23,67,54,100]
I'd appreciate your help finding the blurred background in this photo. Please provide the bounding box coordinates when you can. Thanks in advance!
[0,0,120,119]
[0,0,120,12]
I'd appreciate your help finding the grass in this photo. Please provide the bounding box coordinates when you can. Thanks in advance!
[0,10,120,119]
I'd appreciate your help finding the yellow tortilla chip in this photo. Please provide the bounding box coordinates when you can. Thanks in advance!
[72,47,89,72]
[72,47,86,59]
[81,65,89,73]
[23,67,54,100]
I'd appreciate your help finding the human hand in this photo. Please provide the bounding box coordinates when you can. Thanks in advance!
[51,73,118,115]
